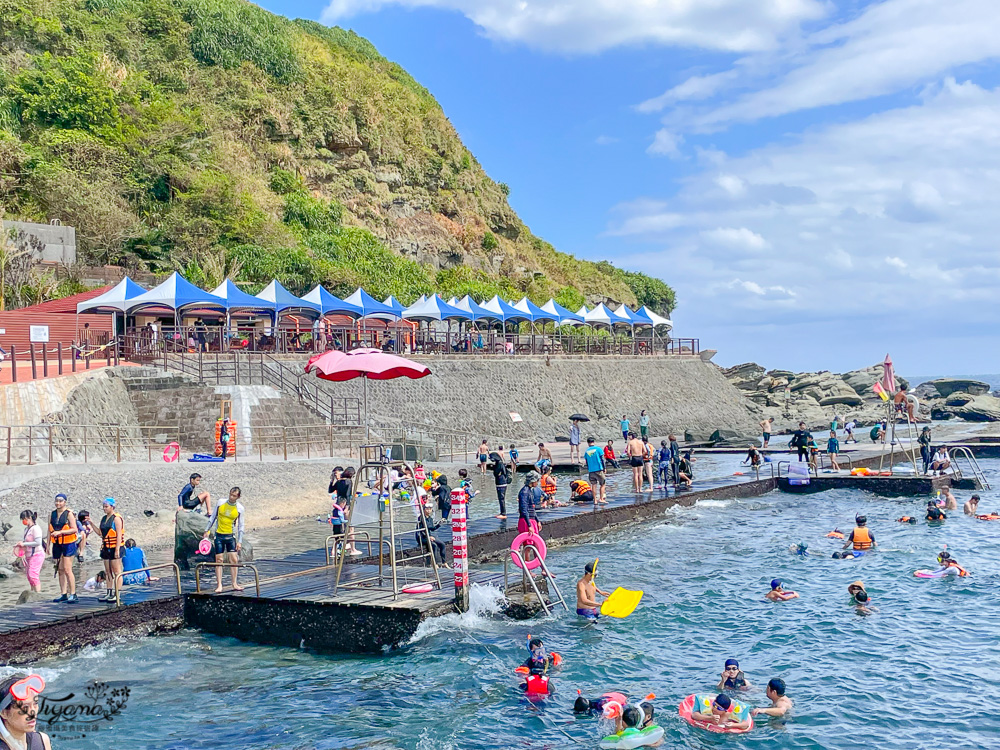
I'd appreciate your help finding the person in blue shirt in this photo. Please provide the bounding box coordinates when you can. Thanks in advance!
[620,415,630,440]
[827,431,841,471]
[656,441,671,488]
[583,437,607,504]
[509,444,519,472]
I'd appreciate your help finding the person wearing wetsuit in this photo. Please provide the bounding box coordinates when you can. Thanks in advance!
[926,501,946,521]
[490,450,510,519]
[203,487,245,593]
[842,516,876,553]
[574,692,628,715]
[517,472,541,534]
[178,473,212,515]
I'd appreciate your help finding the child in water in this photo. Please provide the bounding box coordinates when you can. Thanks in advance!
[765,579,799,602]
[521,636,560,672]
[717,659,751,691]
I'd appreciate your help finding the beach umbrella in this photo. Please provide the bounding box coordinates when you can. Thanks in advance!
[305,348,431,440]
[881,354,897,394]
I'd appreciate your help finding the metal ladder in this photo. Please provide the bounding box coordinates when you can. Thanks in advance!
[948,446,991,490]
[508,542,569,616]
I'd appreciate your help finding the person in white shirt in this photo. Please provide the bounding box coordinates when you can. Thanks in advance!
[930,448,951,475]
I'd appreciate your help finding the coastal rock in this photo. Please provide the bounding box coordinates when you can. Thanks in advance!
[931,407,956,420]
[16,590,49,605]
[819,395,864,407]
[928,378,991,397]
[536,400,554,417]
[952,396,1000,422]
[913,382,941,399]
[944,393,976,407]
[0,566,16,579]
[842,366,909,398]
[684,429,713,443]
[767,370,795,379]
[722,363,766,390]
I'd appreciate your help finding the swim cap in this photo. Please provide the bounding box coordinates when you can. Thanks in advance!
[770,579,781,590]
[102,498,115,507]
[528,637,543,651]
[55,493,67,501]
[724,659,739,668]
[714,694,732,710]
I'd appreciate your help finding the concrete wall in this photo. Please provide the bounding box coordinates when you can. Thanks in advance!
[276,355,760,442]
[4,220,77,265]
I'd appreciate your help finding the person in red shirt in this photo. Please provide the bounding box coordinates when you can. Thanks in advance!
[603,440,620,469]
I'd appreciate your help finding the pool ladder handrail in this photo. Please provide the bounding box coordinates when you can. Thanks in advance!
[113,563,182,607]
[506,542,569,616]
[948,446,991,490]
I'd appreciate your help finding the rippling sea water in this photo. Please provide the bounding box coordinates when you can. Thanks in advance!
[9,460,1000,749]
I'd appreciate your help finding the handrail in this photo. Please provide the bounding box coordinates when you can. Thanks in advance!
[113,563,182,606]
[324,530,376,565]
[194,562,261,597]
[948,446,991,490]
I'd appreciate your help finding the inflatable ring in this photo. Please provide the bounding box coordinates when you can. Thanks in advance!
[599,724,665,750]
[678,694,754,734]
[914,568,957,578]
[163,442,180,463]
[401,583,434,594]
[510,532,546,570]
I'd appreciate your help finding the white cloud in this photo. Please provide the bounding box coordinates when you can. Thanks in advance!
[682,0,1000,129]
[595,135,619,145]
[701,227,769,250]
[647,129,684,158]
[322,0,827,54]
[637,71,738,113]
[611,81,1000,369]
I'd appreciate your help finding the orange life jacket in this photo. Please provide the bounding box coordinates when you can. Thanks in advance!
[852,526,872,550]
[541,475,557,494]
[49,509,78,545]
[572,480,592,496]
[946,561,969,577]
[100,512,123,549]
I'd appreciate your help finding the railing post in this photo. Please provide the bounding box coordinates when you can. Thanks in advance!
[48,426,53,463]
[10,346,16,382]
[29,344,37,380]
[283,427,287,461]
[116,426,121,463]
[57,343,63,375]
[42,344,48,378]
[27,425,33,465]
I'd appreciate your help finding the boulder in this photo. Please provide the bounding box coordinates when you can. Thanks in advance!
[536,400,554,417]
[819,395,864,407]
[931,406,956,420]
[16,590,49,605]
[0,566,17,579]
[842,365,909,398]
[684,430,713,443]
[722,363,766,388]
[767,369,795,379]
[174,510,254,569]
[944,392,976,407]
[588,394,610,420]
[913,382,941,399]
[927,378,991,397]
[952,395,1000,422]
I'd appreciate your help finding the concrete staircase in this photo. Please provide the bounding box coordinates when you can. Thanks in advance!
[119,370,226,453]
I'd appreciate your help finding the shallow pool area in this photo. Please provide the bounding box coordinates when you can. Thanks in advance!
[10,461,1000,749]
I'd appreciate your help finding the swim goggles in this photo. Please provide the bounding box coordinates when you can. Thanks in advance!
[0,675,45,712]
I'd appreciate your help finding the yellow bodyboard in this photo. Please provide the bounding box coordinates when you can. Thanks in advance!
[600,587,644,618]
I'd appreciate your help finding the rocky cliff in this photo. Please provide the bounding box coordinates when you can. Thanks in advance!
[0,0,674,312]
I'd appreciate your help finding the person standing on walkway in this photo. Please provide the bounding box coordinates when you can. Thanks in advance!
[669,434,681,485]
[569,420,582,464]
[620,415,630,441]
[98,499,124,603]
[641,436,655,491]
[760,418,774,448]
[626,433,645,492]
[639,410,650,439]
[844,420,857,443]
[790,422,811,462]
[918,426,933,474]
[508,444,519,473]
[203,487,246,593]
[517,472,542,535]
[583,437,607,504]
[48,493,78,603]
[490,447,510,519]
[656,441,672,488]
[219,418,231,460]
[478,439,489,475]
[14,511,44,594]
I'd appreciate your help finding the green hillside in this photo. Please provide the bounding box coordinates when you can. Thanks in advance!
[0,0,675,312]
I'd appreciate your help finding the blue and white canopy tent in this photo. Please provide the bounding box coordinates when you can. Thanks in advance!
[75,276,149,339]
[540,299,585,326]
[125,272,227,326]
[302,285,364,318]
[512,297,558,326]
[582,302,630,328]
[382,296,407,319]
[344,287,398,319]
[450,295,502,323]
[482,295,532,327]
[639,306,672,330]
[254,280,321,321]
[402,294,469,322]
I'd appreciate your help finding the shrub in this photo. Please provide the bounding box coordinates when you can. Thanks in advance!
[481,231,498,251]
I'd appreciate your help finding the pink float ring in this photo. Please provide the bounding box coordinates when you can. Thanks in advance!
[13,546,25,558]
[510,532,547,571]
[163,442,180,463]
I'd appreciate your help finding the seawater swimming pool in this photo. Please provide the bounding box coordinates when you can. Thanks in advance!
[12,460,1000,749]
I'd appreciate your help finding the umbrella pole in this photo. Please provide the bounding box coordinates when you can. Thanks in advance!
[364,375,369,443]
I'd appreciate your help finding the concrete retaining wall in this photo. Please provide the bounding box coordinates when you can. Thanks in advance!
[275,355,759,441]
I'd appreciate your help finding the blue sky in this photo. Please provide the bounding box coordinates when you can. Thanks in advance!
[260,0,1000,376]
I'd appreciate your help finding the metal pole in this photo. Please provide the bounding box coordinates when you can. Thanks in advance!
[116,426,121,463]
[10,346,15,382]
[30,344,37,380]
[58,343,63,375]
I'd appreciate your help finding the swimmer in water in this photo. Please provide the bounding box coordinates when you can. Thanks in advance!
[964,494,980,516]
[576,560,611,621]
[522,637,558,671]
[942,488,958,511]
[717,659,752,691]
[690,693,752,731]
[842,515,876,552]
[926,501,946,522]
[751,678,793,718]
[764,579,799,602]
[896,516,918,524]
[520,663,553,697]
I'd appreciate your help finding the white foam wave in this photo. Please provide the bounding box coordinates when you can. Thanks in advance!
[408,584,507,642]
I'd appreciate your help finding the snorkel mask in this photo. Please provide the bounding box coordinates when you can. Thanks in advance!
[0,674,44,744]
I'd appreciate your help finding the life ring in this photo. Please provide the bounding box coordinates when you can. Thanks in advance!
[510,532,546,570]
[599,724,665,750]
[975,514,1000,521]
[678,694,754,734]
[163,442,180,463]
[401,583,434,594]
[914,568,958,578]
